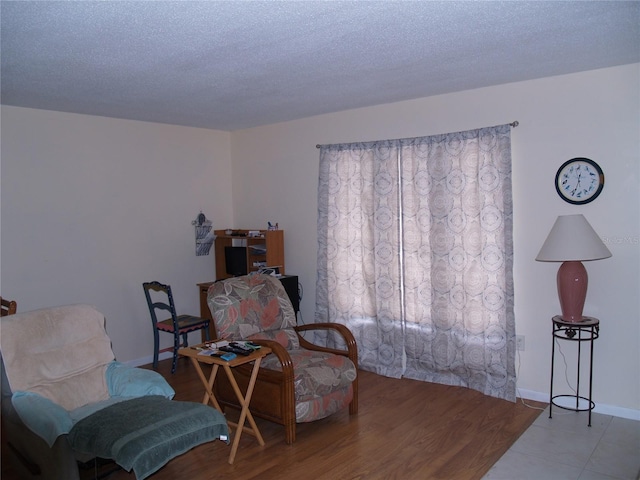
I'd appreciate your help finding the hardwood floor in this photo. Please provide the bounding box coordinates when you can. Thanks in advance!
[2,357,546,479]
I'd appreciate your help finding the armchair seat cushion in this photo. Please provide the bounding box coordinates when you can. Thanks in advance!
[295,385,353,424]
[261,349,356,403]
[68,395,228,480]
[247,328,300,349]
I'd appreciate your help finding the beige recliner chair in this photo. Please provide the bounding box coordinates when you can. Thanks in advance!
[1,304,228,479]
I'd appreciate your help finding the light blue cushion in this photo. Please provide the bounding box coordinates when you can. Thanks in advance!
[12,361,176,447]
[106,361,175,399]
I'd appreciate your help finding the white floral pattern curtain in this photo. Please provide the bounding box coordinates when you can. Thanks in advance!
[316,124,516,401]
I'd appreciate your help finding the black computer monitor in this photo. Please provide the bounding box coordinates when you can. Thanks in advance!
[224,246,247,276]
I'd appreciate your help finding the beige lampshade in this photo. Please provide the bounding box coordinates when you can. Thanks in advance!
[536,214,612,262]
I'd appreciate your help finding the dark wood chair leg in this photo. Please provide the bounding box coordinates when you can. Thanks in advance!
[284,421,296,445]
[349,379,358,415]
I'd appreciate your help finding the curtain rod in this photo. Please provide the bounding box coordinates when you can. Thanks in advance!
[316,121,519,148]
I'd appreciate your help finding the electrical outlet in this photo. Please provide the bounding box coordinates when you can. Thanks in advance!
[516,335,525,351]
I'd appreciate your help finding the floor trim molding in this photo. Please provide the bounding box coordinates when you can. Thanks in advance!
[518,387,640,421]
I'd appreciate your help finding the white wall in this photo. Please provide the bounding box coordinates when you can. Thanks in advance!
[1,107,233,363]
[2,64,637,417]
[230,64,639,416]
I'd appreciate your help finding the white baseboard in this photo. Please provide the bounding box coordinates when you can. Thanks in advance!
[517,388,640,421]
[125,351,173,368]
[124,355,640,422]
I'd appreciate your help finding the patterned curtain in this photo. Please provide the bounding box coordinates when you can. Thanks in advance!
[316,124,516,401]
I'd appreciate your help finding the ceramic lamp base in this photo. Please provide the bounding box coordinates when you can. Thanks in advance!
[557,261,588,322]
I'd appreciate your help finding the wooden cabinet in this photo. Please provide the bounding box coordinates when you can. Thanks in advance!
[214,229,285,280]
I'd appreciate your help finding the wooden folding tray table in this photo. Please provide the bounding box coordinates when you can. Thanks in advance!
[178,343,271,464]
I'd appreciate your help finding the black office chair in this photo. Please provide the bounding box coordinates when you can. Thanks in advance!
[143,281,210,373]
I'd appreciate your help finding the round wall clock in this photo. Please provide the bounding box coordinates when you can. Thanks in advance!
[555,157,604,205]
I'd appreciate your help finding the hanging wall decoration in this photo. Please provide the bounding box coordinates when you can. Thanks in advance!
[192,211,216,256]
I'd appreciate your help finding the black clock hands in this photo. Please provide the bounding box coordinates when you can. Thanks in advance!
[570,169,583,197]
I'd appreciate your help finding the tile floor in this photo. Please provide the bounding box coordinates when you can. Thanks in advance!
[484,406,640,480]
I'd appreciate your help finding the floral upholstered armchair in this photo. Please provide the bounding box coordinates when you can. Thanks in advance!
[207,274,358,444]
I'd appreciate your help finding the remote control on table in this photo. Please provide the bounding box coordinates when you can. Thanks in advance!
[220,345,252,356]
[230,341,261,352]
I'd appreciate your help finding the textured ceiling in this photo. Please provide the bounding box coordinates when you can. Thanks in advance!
[1,1,638,131]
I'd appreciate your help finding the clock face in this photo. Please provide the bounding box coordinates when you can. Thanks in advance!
[555,158,604,205]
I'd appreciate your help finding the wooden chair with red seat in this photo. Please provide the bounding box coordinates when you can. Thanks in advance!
[143,281,211,373]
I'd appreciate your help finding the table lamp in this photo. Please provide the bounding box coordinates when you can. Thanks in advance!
[535,214,611,322]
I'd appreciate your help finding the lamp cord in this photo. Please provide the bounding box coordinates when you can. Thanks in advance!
[515,349,547,411]
[555,338,578,396]
[515,337,577,413]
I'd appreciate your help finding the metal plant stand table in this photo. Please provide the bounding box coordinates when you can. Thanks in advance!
[549,315,599,426]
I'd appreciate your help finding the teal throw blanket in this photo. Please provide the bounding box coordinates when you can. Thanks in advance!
[69,396,228,479]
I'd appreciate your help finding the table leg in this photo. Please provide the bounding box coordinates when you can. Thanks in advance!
[225,357,265,464]
[188,357,222,412]
[550,323,555,419]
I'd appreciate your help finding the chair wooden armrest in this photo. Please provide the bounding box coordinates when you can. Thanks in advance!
[294,323,358,367]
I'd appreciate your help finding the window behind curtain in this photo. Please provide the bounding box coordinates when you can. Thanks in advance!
[316,124,516,401]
